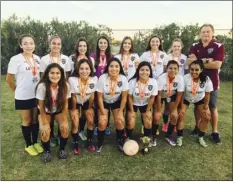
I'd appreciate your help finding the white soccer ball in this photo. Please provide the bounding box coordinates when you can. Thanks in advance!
[123,139,139,156]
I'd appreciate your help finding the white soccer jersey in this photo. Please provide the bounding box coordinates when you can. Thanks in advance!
[183,74,213,103]
[40,54,71,73]
[97,74,129,104]
[68,76,98,105]
[114,53,140,80]
[68,54,95,73]
[167,54,188,76]
[36,82,71,113]
[128,78,158,106]
[140,51,169,80]
[158,73,184,98]
[7,53,41,100]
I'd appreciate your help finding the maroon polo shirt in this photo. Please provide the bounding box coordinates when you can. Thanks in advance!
[189,39,225,90]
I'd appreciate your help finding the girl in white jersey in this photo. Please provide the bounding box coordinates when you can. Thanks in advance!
[68,59,98,154]
[6,34,43,156]
[40,35,71,147]
[180,60,212,147]
[36,63,70,163]
[157,60,184,146]
[68,38,95,141]
[127,61,158,140]
[96,57,129,152]
[114,36,140,80]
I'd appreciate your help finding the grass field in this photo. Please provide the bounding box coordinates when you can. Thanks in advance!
[1,76,232,180]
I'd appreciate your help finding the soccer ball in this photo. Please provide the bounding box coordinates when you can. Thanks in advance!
[123,139,139,156]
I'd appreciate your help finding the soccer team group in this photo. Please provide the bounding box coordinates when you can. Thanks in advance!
[6,23,225,163]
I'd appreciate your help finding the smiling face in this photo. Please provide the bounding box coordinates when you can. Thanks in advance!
[190,64,202,79]
[150,37,160,51]
[48,67,61,84]
[20,37,35,55]
[172,41,182,54]
[108,61,120,77]
[200,26,214,43]
[167,64,178,78]
[98,38,108,52]
[122,39,132,52]
[49,37,62,54]
[78,41,87,55]
[79,62,91,80]
[139,65,150,81]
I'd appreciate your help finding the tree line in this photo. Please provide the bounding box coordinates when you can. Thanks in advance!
[1,14,232,80]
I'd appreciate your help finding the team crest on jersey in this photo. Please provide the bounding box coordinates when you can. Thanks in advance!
[89,83,94,89]
[35,59,40,64]
[207,48,214,54]
[131,56,135,61]
[180,59,185,64]
[200,82,205,88]
[32,77,38,83]
[148,85,153,91]
[160,54,164,59]
[117,81,122,87]
[62,59,66,64]
[173,82,178,87]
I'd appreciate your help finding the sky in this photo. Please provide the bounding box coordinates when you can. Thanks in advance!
[1,1,232,39]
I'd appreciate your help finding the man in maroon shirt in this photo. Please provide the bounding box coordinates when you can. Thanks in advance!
[187,23,225,145]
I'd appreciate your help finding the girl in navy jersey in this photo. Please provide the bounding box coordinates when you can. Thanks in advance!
[68,38,95,141]
[180,60,212,147]
[91,35,113,136]
[36,63,70,163]
[6,34,43,156]
[127,62,158,140]
[157,60,184,146]
[68,59,97,154]
[96,57,129,152]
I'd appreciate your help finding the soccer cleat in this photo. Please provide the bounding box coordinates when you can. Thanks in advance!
[96,145,103,153]
[73,142,81,155]
[105,127,111,136]
[148,137,157,147]
[25,145,38,156]
[156,130,160,136]
[79,131,87,141]
[165,136,176,146]
[58,149,68,159]
[42,151,52,163]
[33,143,44,153]
[176,136,183,146]
[210,132,222,145]
[50,136,57,147]
[87,139,95,152]
[199,137,208,147]
[162,123,168,132]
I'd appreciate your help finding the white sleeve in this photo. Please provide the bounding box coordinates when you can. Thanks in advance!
[177,76,184,92]
[157,76,163,91]
[122,76,129,91]
[36,83,46,100]
[68,77,75,93]
[128,80,134,95]
[7,57,19,74]
[93,76,98,92]
[151,79,158,96]
[139,52,146,62]
[205,77,213,92]
[65,56,71,72]
[40,57,46,72]
[96,75,105,93]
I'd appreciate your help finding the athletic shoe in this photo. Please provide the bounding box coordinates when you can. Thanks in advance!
[25,145,38,156]
[79,131,87,141]
[50,136,57,147]
[148,137,157,147]
[105,127,111,136]
[173,126,177,133]
[199,137,208,147]
[73,142,81,155]
[190,128,199,137]
[117,139,124,152]
[156,130,160,136]
[87,139,95,152]
[162,123,168,132]
[96,145,103,153]
[58,149,68,159]
[94,127,98,136]
[176,136,183,147]
[210,132,222,145]
[42,151,52,163]
[165,136,176,146]
[33,143,44,154]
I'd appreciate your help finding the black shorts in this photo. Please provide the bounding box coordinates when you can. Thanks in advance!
[104,99,121,110]
[15,98,37,110]
[133,105,148,113]
[162,94,177,104]
[68,98,89,110]
[183,98,204,107]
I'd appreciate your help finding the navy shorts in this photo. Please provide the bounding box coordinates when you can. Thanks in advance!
[162,93,177,103]
[68,98,89,110]
[15,98,37,110]
[133,105,148,113]
[103,99,121,110]
[183,98,205,107]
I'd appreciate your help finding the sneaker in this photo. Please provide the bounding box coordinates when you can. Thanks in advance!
[148,137,157,147]
[162,123,168,132]
[87,143,96,152]
[96,145,103,153]
[210,132,222,145]
[156,130,160,136]
[33,143,44,153]
[176,136,183,146]
[58,149,68,159]
[117,139,124,152]
[79,131,87,141]
[50,136,57,147]
[141,125,144,134]
[199,137,208,147]
[190,128,199,137]
[165,136,176,146]
[173,126,177,133]
[94,127,98,136]
[105,127,111,136]
[25,145,38,156]
[73,142,81,155]
[42,151,52,163]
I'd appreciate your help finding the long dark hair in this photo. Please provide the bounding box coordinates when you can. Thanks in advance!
[103,57,125,76]
[146,35,163,51]
[190,59,208,84]
[70,58,94,77]
[166,60,179,70]
[129,61,153,81]
[95,35,112,69]
[72,37,90,62]
[17,34,35,54]
[118,36,135,54]
[36,63,68,113]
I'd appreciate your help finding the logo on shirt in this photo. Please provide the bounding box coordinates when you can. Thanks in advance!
[200,82,205,88]
[89,83,94,89]
[35,59,40,64]
[180,59,185,64]
[62,59,66,64]
[117,81,122,87]
[207,48,214,54]
[173,82,178,87]
[148,85,153,91]
[32,77,38,83]
[131,56,135,61]
[160,54,164,59]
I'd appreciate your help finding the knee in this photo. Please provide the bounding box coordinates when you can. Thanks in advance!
[98,115,107,130]
[170,114,177,125]
[153,112,161,124]
[201,111,211,123]
[86,108,94,123]
[114,116,125,128]
[178,112,185,121]
[60,123,69,138]
[40,124,50,142]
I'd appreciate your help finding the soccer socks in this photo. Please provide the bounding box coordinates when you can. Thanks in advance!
[41,140,50,152]
[22,125,32,147]
[163,114,169,124]
[30,123,39,144]
[152,124,159,136]
[166,123,175,137]
[59,136,68,150]
[87,128,94,140]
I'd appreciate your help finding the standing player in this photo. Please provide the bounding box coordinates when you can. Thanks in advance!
[6,34,43,156]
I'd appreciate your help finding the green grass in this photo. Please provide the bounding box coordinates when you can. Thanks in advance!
[1,76,232,180]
